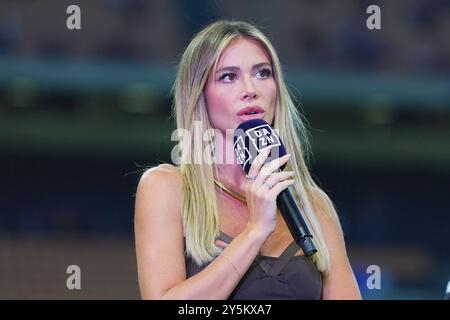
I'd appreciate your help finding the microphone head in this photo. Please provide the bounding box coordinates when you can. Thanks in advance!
[233,119,287,174]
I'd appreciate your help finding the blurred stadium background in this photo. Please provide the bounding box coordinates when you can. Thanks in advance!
[0,0,449,299]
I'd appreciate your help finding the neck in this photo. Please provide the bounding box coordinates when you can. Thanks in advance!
[216,164,247,191]
[214,130,247,193]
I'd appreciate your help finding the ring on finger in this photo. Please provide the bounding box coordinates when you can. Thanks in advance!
[245,174,256,180]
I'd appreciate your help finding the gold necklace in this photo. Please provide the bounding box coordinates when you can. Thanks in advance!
[213,178,247,204]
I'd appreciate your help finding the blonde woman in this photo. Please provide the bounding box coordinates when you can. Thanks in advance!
[134,20,361,300]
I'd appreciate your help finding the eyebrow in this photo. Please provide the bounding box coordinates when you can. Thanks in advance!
[215,62,272,74]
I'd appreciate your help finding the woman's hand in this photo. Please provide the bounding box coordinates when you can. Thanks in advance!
[244,146,295,236]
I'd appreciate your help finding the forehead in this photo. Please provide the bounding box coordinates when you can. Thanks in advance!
[216,37,271,68]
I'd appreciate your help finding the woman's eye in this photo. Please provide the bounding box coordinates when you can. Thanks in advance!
[256,68,272,78]
[219,73,236,82]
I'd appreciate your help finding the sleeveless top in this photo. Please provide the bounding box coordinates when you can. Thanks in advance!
[185,231,323,300]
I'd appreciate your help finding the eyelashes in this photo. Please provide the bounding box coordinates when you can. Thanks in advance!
[217,68,273,82]
[256,68,272,78]
[218,72,236,82]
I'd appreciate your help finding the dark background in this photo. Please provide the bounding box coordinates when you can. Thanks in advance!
[0,0,449,299]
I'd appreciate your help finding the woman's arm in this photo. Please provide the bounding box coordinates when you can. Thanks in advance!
[311,188,362,300]
[134,164,269,299]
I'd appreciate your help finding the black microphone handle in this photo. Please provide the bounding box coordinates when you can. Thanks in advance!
[276,188,317,256]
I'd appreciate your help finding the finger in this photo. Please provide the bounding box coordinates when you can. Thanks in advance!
[260,154,291,177]
[247,145,276,180]
[254,154,291,186]
[265,171,295,187]
[268,179,295,196]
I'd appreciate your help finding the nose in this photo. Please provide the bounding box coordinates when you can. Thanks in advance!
[240,77,258,101]
[241,90,258,101]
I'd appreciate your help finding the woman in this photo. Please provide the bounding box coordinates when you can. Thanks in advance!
[134,20,361,299]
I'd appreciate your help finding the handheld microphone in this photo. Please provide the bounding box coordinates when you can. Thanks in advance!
[233,119,317,256]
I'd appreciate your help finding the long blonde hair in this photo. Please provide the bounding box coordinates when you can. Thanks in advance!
[173,20,335,274]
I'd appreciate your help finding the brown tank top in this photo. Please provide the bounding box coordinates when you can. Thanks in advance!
[185,231,323,299]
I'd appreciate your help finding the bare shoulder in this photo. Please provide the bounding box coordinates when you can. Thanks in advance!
[134,163,186,298]
[137,164,182,198]
[135,163,183,226]
[139,163,182,186]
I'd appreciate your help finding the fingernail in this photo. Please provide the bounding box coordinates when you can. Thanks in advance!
[285,154,291,158]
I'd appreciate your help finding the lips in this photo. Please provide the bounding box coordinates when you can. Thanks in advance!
[237,106,265,122]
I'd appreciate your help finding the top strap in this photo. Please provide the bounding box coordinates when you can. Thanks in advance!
[265,241,302,276]
[217,231,304,276]
[218,231,234,244]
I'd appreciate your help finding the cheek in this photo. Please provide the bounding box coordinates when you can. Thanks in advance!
[262,80,277,105]
[262,81,277,124]
[206,87,234,113]
[204,86,236,130]
[205,86,219,115]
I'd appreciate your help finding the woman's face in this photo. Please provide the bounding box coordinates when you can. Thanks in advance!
[204,37,277,134]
